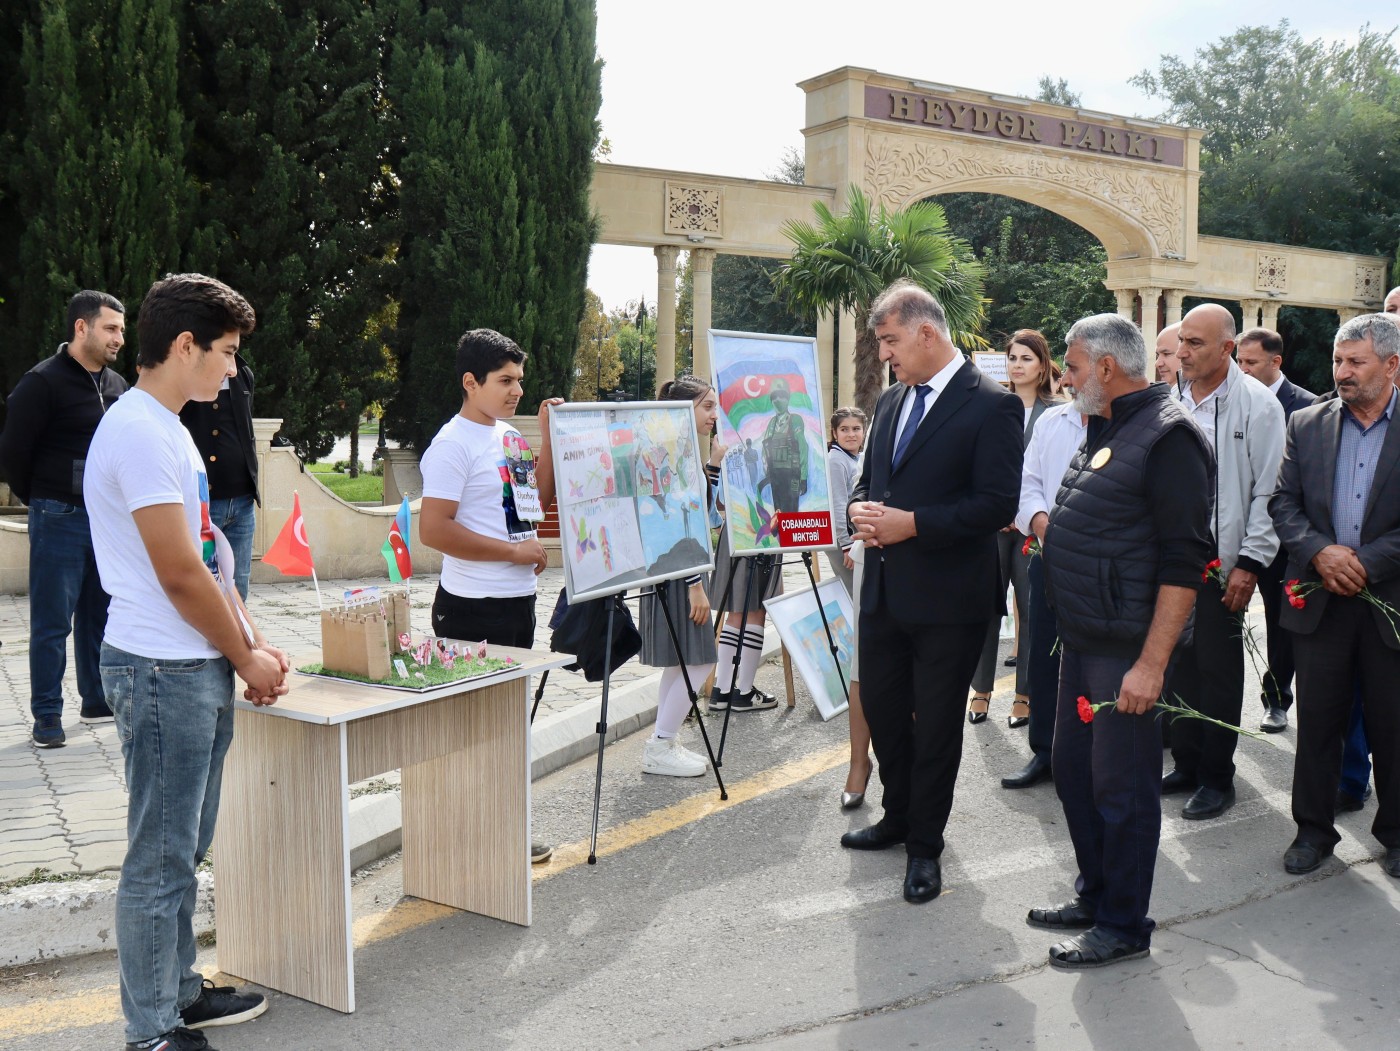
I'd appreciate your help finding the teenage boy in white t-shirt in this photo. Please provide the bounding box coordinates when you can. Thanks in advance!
[85,273,289,1051]
[420,328,561,862]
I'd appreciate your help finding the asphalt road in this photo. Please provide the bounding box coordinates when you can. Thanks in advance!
[3,657,1397,1050]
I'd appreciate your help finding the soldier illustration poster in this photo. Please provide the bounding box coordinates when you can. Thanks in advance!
[549,403,713,602]
[708,330,834,555]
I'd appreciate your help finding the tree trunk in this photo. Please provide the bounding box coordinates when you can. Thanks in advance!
[852,308,886,417]
[349,427,360,479]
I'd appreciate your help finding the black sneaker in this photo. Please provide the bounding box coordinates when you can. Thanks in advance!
[79,702,115,724]
[32,715,65,748]
[126,1028,212,1051]
[708,686,732,711]
[180,979,266,1029]
[531,841,554,864]
[729,688,778,712]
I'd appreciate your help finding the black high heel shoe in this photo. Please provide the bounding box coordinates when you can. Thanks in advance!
[1008,697,1030,729]
[968,693,990,725]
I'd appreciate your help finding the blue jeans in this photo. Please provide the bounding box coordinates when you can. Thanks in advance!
[1053,646,1164,948]
[1340,683,1372,800]
[209,494,256,600]
[103,644,235,1043]
[28,498,110,719]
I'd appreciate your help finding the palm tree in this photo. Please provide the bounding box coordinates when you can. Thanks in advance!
[774,185,988,415]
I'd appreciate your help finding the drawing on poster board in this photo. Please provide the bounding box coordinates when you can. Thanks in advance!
[709,330,834,556]
[550,402,713,602]
[763,577,853,721]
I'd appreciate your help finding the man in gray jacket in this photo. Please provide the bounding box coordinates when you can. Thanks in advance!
[1162,304,1286,819]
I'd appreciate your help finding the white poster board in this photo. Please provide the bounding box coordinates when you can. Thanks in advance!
[971,351,1009,384]
[763,577,853,721]
[549,402,714,602]
[709,329,834,556]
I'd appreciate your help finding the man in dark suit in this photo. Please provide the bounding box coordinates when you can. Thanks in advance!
[841,280,1022,904]
[1235,327,1315,732]
[1269,312,1400,879]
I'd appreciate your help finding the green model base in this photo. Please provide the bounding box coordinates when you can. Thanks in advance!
[297,656,514,691]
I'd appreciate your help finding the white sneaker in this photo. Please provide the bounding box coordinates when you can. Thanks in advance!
[642,736,705,777]
[673,741,708,767]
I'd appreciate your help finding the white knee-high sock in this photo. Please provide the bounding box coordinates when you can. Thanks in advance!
[656,663,712,737]
[736,624,765,692]
[715,626,741,691]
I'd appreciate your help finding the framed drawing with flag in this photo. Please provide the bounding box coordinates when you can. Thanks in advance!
[708,329,833,555]
[548,402,713,602]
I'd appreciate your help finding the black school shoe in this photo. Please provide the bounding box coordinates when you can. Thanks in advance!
[180,979,267,1030]
[126,1027,212,1050]
[728,687,777,712]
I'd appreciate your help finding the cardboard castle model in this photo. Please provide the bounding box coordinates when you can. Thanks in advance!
[320,590,411,680]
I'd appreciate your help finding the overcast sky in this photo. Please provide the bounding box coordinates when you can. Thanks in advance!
[586,0,1387,310]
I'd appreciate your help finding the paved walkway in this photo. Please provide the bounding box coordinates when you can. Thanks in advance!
[0,561,814,883]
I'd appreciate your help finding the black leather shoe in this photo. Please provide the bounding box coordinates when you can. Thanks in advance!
[1284,841,1332,874]
[1182,785,1236,820]
[1161,768,1195,795]
[1336,785,1372,812]
[1048,927,1149,970]
[903,856,941,903]
[1001,753,1052,789]
[1383,848,1400,879]
[1259,706,1288,733]
[1026,898,1094,930]
[841,822,906,851]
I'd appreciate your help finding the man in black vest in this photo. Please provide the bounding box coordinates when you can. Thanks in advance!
[1033,313,1212,969]
[842,280,1022,905]
[1,290,129,747]
[1235,327,1316,732]
[179,354,258,598]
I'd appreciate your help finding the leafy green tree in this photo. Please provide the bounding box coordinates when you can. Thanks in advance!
[180,0,395,458]
[383,0,602,449]
[6,0,193,385]
[614,310,656,399]
[712,256,812,338]
[571,290,623,400]
[774,185,987,414]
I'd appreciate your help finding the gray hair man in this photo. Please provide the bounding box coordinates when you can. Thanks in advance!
[1162,304,1285,814]
[1033,312,1213,969]
[1269,313,1400,880]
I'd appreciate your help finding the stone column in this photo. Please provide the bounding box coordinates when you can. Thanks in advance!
[1239,299,1265,331]
[690,248,715,382]
[1337,308,1365,326]
[1113,289,1136,321]
[1163,289,1185,327]
[251,418,283,556]
[1139,286,1162,348]
[653,246,679,390]
[838,309,858,407]
[1261,302,1280,332]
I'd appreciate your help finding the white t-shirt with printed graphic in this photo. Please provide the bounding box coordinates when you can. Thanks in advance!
[84,388,223,658]
[420,414,539,599]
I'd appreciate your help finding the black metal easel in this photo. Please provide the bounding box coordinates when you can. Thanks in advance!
[800,550,851,708]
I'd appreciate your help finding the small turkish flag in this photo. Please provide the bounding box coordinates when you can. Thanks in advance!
[262,492,315,576]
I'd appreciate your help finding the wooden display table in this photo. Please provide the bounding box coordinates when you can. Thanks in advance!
[212,646,569,1013]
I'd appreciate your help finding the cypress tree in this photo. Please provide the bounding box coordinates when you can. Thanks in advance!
[6,0,192,383]
[384,0,601,449]
[180,0,394,457]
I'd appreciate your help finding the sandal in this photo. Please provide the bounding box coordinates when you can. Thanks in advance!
[1026,899,1095,930]
[1048,927,1150,970]
[967,693,991,725]
[1008,696,1030,729]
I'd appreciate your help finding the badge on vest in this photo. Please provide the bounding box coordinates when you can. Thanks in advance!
[1090,447,1112,469]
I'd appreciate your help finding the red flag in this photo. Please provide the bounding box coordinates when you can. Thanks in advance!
[262,492,315,576]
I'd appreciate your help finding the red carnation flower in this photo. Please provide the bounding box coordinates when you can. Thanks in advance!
[1289,596,1306,609]
[1077,695,1095,723]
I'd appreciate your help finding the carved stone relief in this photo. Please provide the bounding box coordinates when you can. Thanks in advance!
[863,133,1184,255]
[664,183,722,237]
[1255,253,1289,293]
[1355,263,1386,303]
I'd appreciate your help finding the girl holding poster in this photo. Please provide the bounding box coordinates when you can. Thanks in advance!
[637,375,725,777]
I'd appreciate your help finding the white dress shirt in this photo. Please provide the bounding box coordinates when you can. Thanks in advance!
[1267,373,1285,395]
[1015,401,1087,536]
[891,352,966,460]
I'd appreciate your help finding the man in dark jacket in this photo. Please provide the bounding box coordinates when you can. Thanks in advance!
[0,290,129,746]
[1033,312,1213,969]
[179,354,259,598]
[1235,327,1316,732]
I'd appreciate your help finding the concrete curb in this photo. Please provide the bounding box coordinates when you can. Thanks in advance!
[0,628,782,967]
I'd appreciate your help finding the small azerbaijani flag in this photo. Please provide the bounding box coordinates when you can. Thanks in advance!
[381,496,412,583]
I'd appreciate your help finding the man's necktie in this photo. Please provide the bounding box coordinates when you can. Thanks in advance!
[892,384,929,469]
